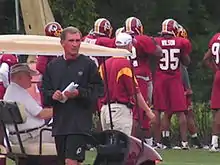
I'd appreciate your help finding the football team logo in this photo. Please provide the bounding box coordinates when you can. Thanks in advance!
[78,71,83,76]
[76,147,82,155]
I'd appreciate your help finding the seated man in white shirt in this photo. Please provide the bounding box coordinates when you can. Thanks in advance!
[3,63,53,144]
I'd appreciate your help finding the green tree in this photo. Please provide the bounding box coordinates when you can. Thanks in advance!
[0,0,18,34]
[49,0,98,35]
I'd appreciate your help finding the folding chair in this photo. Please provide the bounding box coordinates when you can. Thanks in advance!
[0,100,58,165]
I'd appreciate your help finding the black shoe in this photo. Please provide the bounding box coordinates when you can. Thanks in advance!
[191,137,202,148]
[162,137,171,149]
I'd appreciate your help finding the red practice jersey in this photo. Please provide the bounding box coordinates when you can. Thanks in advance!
[99,57,139,105]
[154,36,191,78]
[208,33,220,69]
[153,36,191,112]
[208,33,220,109]
[36,55,57,75]
[132,35,157,79]
[131,34,157,125]
[82,34,116,66]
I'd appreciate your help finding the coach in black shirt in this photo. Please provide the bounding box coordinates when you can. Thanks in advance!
[42,26,104,165]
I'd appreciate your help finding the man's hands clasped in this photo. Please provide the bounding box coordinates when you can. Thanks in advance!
[63,89,79,99]
[52,89,79,101]
[52,90,63,101]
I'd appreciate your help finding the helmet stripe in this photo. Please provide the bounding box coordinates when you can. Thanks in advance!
[94,18,105,34]
[163,20,169,32]
[126,17,133,33]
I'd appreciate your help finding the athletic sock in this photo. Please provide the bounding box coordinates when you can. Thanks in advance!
[211,135,218,148]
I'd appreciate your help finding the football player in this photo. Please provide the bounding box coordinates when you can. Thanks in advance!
[124,16,162,146]
[82,18,116,67]
[36,21,63,106]
[154,19,191,149]
[203,32,220,152]
[82,18,116,133]
[160,25,202,148]
[178,26,202,148]
[36,22,63,75]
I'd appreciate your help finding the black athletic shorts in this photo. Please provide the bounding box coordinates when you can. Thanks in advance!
[55,135,86,164]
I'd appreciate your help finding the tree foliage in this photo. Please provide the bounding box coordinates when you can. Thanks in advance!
[49,0,97,35]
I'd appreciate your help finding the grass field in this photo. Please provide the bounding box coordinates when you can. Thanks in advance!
[7,149,220,165]
[157,149,220,165]
[83,149,220,165]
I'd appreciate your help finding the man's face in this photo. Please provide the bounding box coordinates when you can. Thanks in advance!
[18,72,32,89]
[61,32,81,57]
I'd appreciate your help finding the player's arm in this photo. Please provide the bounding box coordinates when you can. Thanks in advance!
[98,37,116,48]
[180,54,190,66]
[137,35,162,57]
[119,66,155,121]
[180,39,191,66]
[136,92,154,120]
[203,34,219,72]
[151,37,163,57]
[180,64,191,89]
[203,49,218,72]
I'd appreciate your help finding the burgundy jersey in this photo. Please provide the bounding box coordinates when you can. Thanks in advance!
[154,36,191,78]
[208,33,220,109]
[82,34,116,66]
[99,57,139,104]
[36,55,57,75]
[0,54,18,67]
[208,33,220,69]
[132,35,157,79]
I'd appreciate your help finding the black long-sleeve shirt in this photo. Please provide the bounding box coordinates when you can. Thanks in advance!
[42,55,104,136]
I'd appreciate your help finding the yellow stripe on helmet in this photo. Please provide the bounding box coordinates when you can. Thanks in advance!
[94,18,106,34]
[125,17,134,33]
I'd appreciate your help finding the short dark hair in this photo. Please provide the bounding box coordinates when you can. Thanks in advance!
[60,26,82,40]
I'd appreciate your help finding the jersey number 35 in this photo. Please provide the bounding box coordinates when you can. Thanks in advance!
[159,49,180,70]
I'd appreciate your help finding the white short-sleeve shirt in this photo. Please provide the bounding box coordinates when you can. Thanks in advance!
[3,82,45,132]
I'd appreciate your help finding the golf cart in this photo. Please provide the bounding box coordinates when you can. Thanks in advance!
[0,34,162,165]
